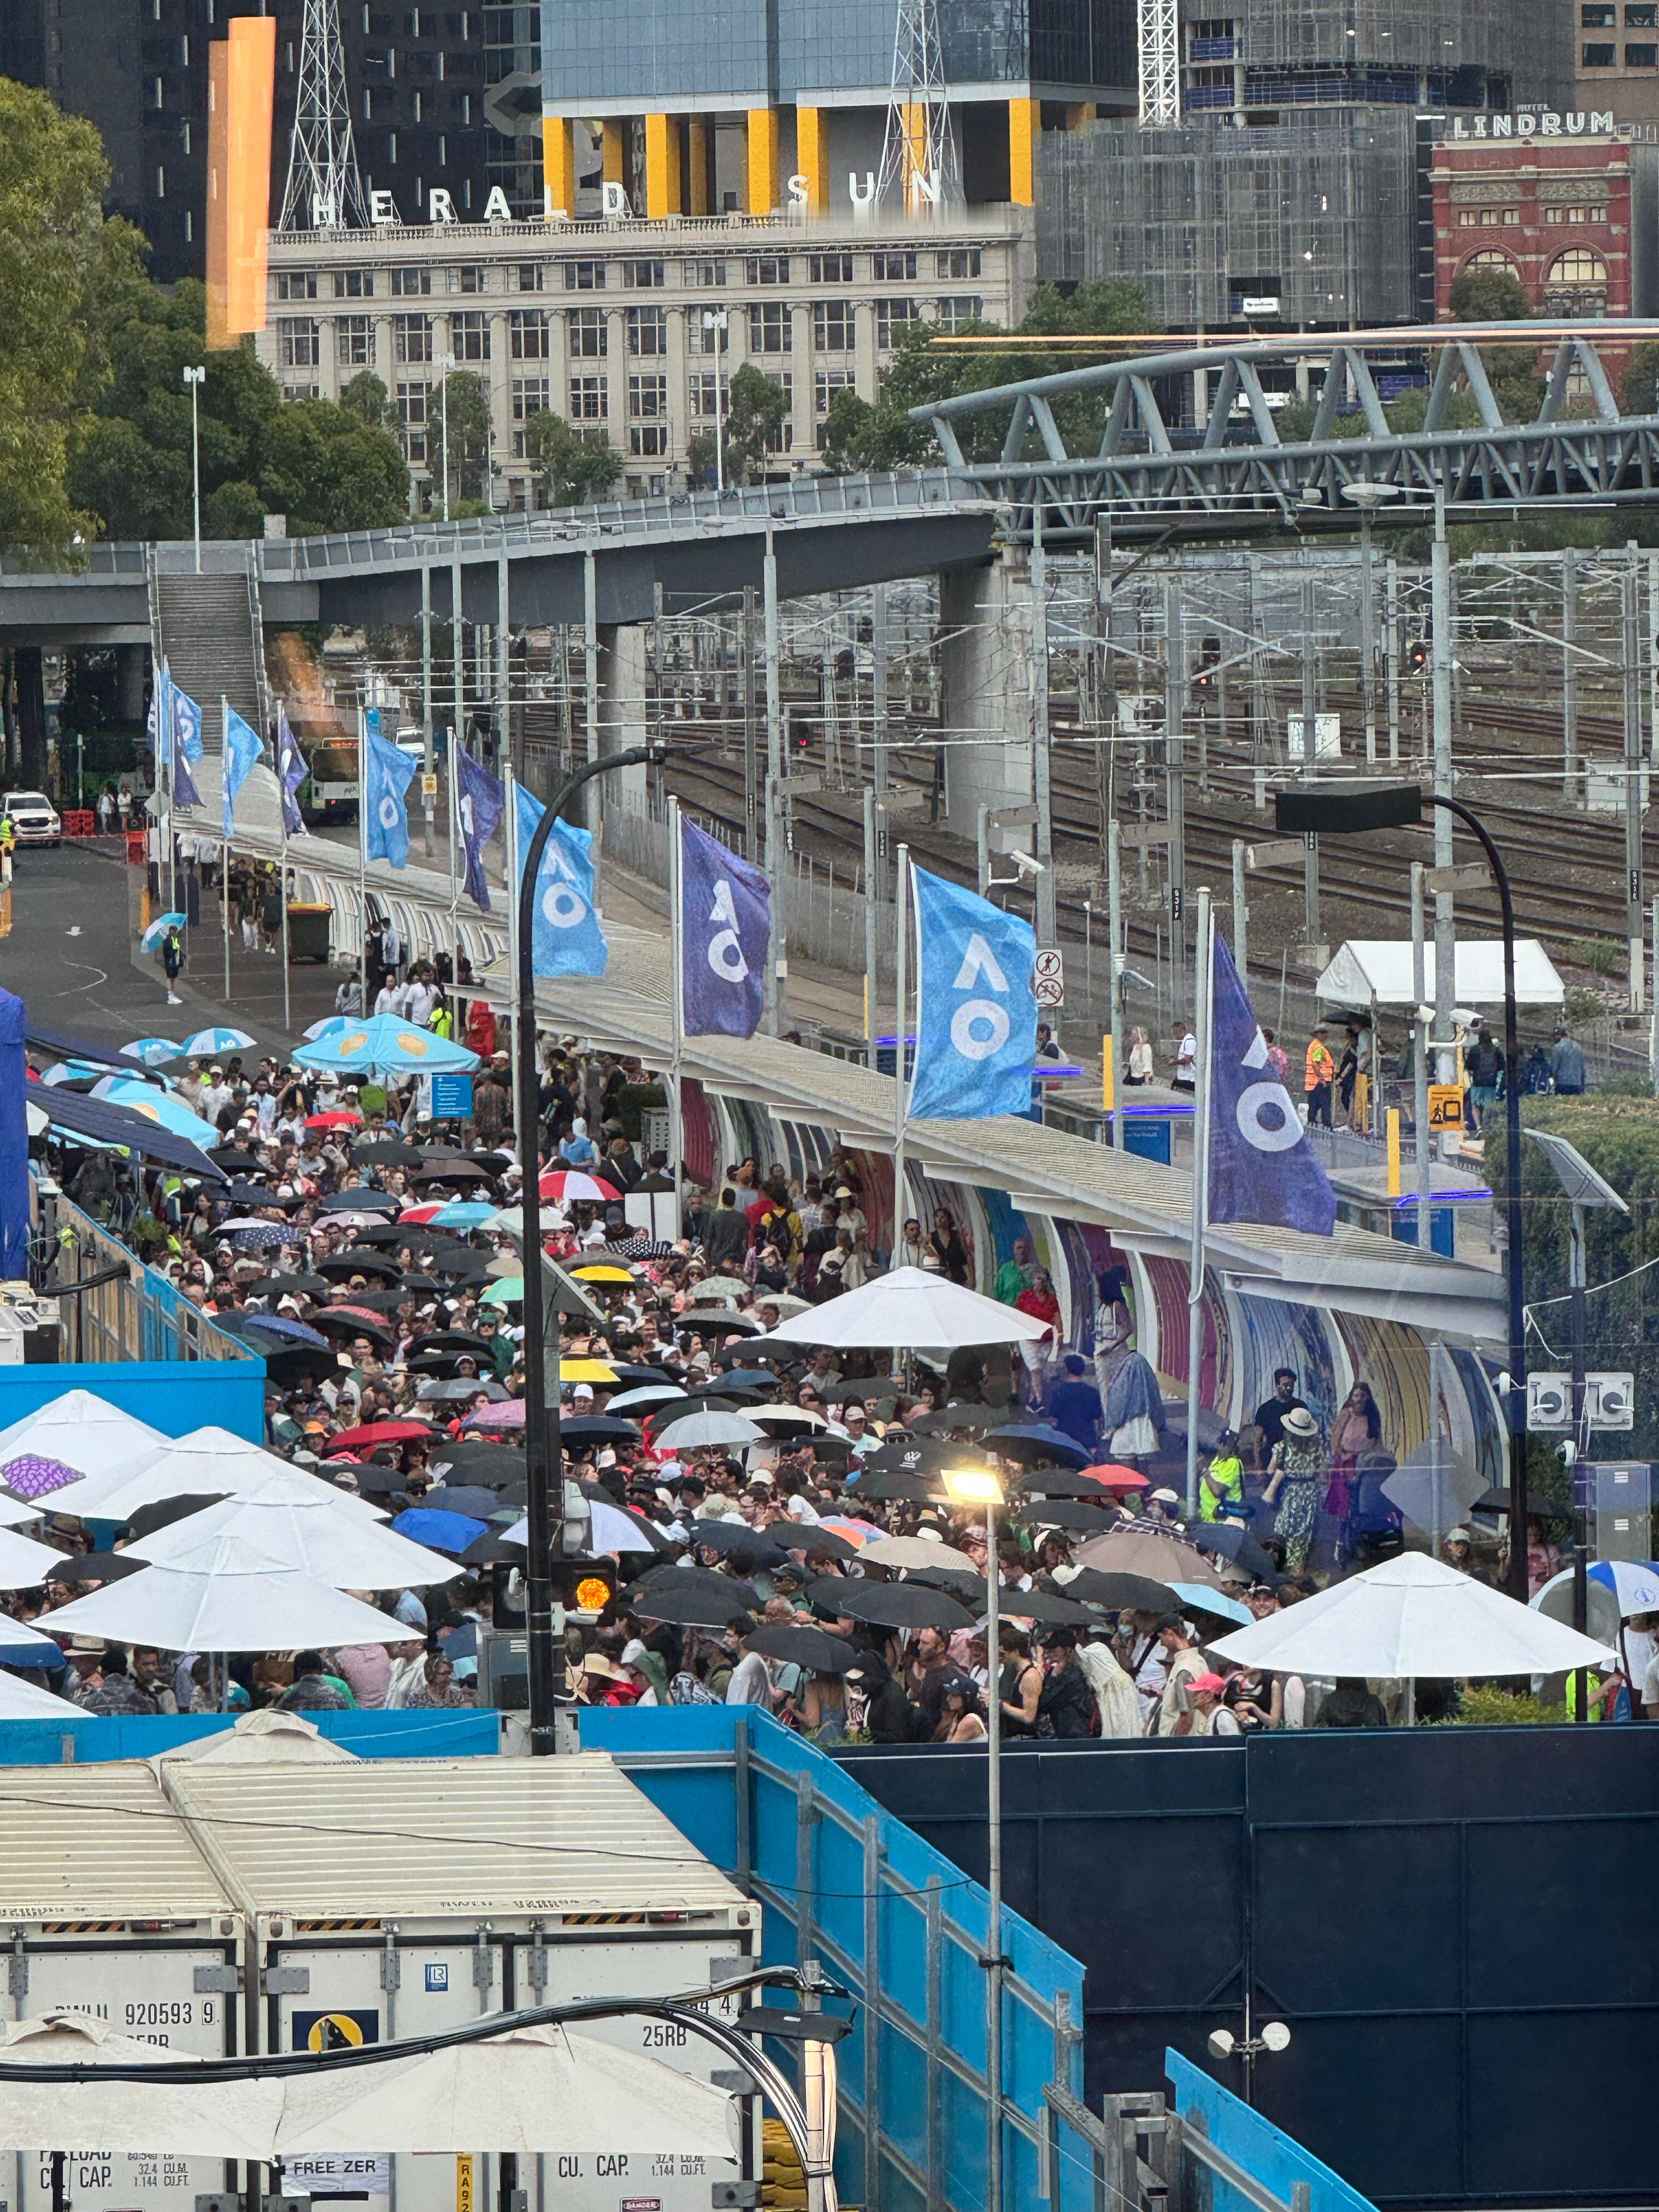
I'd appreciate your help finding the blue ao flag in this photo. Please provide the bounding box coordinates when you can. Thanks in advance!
[276,714,306,836]
[514,785,607,977]
[169,676,202,809]
[455,750,505,912]
[679,816,769,1038]
[0,989,27,1281]
[907,866,1038,1120]
[1206,927,1336,1235]
[364,718,416,868]
[222,702,263,837]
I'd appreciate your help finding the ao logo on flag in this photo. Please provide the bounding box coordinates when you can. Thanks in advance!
[1235,1027,1300,1153]
[459,792,475,837]
[950,933,1012,1060]
[542,841,589,930]
[705,878,748,983]
[378,792,400,831]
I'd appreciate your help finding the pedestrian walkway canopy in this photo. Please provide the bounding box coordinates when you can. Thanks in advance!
[1316,939,1566,1010]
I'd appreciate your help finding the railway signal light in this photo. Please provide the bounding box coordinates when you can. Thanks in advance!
[1408,639,1429,675]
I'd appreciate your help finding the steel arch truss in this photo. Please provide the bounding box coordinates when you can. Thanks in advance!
[917,326,1659,541]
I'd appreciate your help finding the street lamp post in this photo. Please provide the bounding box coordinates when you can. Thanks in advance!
[518,742,663,1756]
[1276,781,1531,1598]
[182,366,206,572]
[702,310,729,492]
[435,351,457,522]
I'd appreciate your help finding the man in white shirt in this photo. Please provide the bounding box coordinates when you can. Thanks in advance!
[725,1648,775,1706]
[1173,1031,1198,1092]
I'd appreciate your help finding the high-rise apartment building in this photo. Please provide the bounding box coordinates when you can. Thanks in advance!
[0,0,541,283]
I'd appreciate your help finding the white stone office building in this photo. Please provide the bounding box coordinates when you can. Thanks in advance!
[256,211,1035,506]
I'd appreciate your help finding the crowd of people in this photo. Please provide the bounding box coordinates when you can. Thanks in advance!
[16,989,1626,1741]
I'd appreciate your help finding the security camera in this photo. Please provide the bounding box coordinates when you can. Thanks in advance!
[1011,850,1047,878]
[1207,2030,1237,2060]
[1557,1439,1577,1469]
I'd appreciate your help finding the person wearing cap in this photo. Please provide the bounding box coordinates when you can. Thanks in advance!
[1262,1403,1326,1575]
[1189,1672,1242,1736]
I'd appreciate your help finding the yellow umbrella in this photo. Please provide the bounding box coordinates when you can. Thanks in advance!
[572,1264,637,1284]
[558,1359,619,1384]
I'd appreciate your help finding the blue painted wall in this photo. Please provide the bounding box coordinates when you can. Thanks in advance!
[0,1360,266,1442]
[0,1708,498,1761]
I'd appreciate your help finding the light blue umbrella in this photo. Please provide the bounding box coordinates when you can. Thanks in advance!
[122,1037,184,1066]
[303,1015,352,1041]
[1169,1582,1254,1627]
[38,1062,104,1088]
[179,1026,257,1056]
[430,1201,497,1229]
[95,1081,222,1149]
[292,1014,481,1077]
[90,1073,168,1100]
[140,912,188,952]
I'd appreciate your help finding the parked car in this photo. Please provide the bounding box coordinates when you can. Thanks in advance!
[1,791,60,845]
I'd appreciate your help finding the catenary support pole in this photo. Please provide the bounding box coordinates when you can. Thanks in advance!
[1184,887,1213,1520]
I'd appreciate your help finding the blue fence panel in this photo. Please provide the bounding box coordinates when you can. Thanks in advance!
[0,1360,266,1441]
[0,1709,499,1762]
[579,1705,1086,2212]
[1165,2049,1379,2212]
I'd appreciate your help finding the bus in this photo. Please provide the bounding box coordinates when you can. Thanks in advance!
[300,738,359,824]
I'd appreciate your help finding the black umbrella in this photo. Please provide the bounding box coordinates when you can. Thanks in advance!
[223,1182,295,1209]
[765,1521,861,1561]
[466,1150,514,1173]
[348,1222,407,1247]
[561,1416,643,1444]
[805,1576,973,1632]
[333,1286,408,1312]
[905,1403,998,1436]
[1014,1499,1122,1534]
[245,1272,330,1298]
[710,1340,787,1367]
[1187,1523,1280,1583]
[1054,1568,1174,1611]
[319,1188,398,1214]
[354,1139,423,1167]
[208,1147,263,1174]
[608,1364,675,1388]
[317,1248,404,1282]
[684,1520,788,1568]
[309,1308,393,1340]
[122,1493,228,1539]
[420,1379,509,1404]
[635,1562,762,1610]
[408,1352,490,1378]
[849,1467,945,1504]
[986,1424,1093,1468]
[628,1568,758,1628]
[40,1551,148,1586]
[263,1345,346,1385]
[424,1483,507,1519]
[337,1464,408,1498]
[744,1623,858,1675]
[686,1374,771,1398]
[430,1444,526,1486]
[679,1309,763,1333]
[1017,1466,1117,1500]
[1002,1585,1098,1626]
[411,1331,494,1360]
[864,1435,997,1478]
[411,1158,494,1183]
[458,1530,527,1566]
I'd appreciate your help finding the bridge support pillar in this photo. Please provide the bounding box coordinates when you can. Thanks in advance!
[116,645,148,729]
[596,623,650,820]
[938,557,1035,840]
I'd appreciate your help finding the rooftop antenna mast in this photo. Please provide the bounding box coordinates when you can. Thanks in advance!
[279,0,371,232]
[1138,0,1180,125]
[877,0,959,216]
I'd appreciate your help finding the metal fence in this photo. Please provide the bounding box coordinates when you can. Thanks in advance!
[36,1192,255,1369]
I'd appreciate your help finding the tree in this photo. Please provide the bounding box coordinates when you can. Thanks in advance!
[1449,265,1533,323]
[1620,341,1659,416]
[340,372,393,431]
[721,365,789,484]
[0,80,128,560]
[818,385,874,473]
[522,411,622,507]
[426,371,493,507]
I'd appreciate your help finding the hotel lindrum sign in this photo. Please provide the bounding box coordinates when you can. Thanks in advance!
[1448,110,1616,138]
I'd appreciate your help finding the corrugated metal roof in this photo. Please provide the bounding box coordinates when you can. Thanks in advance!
[163,1755,744,1920]
[0,1765,233,1921]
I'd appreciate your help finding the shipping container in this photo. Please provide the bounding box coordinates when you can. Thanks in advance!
[0,1765,246,2212]
[161,1756,758,2212]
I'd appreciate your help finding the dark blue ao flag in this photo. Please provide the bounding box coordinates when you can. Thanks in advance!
[680,816,769,1037]
[455,750,504,912]
[364,718,416,867]
[167,669,201,809]
[222,702,263,837]
[1206,928,1336,1235]
[514,785,607,977]
[0,990,26,1280]
[908,866,1038,1120]
[276,715,306,836]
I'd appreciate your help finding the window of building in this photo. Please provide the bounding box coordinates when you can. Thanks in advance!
[1628,3,1656,20]
[391,266,433,296]
[278,317,320,367]
[565,260,606,290]
[873,250,917,280]
[570,306,608,357]
[275,270,318,300]
[1465,249,1519,271]
[628,306,667,356]
[452,308,489,360]
[1582,3,1615,19]
[396,380,428,464]
[514,262,546,292]
[687,258,727,286]
[454,264,487,292]
[334,268,375,297]
[1547,245,1610,314]
[812,300,856,351]
[623,258,665,287]
[814,368,855,415]
[936,247,981,278]
[629,372,669,418]
[512,377,550,454]
[763,370,793,453]
[809,252,854,283]
[1582,38,1616,58]
[746,255,791,285]
[630,422,669,455]
[393,312,433,363]
[337,314,376,366]
[1627,38,1658,57]
[933,296,983,331]
[1544,201,1610,223]
[510,308,550,358]
[748,301,792,353]
[876,297,922,349]
[689,371,729,419]
[568,374,608,418]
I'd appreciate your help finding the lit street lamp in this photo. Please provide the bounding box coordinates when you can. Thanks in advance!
[1276,780,1530,1597]
[182,365,206,572]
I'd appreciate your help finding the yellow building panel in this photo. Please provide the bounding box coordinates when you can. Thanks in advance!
[747,104,780,212]
[645,112,682,218]
[1008,95,1040,206]
[796,104,828,211]
[543,115,576,216]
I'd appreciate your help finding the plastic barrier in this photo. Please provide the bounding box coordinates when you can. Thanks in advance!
[125,831,148,864]
[61,811,95,838]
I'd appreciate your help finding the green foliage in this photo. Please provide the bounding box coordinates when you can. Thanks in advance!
[1620,340,1659,416]
[1570,935,1625,977]
[339,372,392,431]
[719,365,789,484]
[0,80,129,560]
[817,384,874,474]
[1449,265,1534,323]
[1485,1094,1659,1458]
[522,410,622,507]
[66,266,408,538]
[1442,1685,1568,1726]
[1564,985,1607,1028]
[425,371,492,506]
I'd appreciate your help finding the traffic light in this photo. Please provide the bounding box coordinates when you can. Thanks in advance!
[551,1556,620,1618]
[1408,637,1429,675]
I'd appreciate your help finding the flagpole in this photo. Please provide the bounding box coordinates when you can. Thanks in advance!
[219,700,232,1006]
[279,720,292,1036]
[447,741,463,1009]
[504,763,529,1160]
[668,795,686,1216]
[357,706,369,1015]
[892,842,910,1271]
[1185,885,1214,1519]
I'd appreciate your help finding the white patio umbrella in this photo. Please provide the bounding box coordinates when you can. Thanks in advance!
[0,1391,166,1490]
[156,1712,362,1765]
[0,1671,94,1722]
[654,1410,765,1452]
[1210,1551,1615,1694]
[62,1430,349,1523]
[38,1534,412,1652]
[272,2023,737,2160]
[857,1534,979,1573]
[500,1499,670,1558]
[0,1525,82,1589]
[127,1493,462,1588]
[0,2013,284,2158]
[759,1267,1050,1350]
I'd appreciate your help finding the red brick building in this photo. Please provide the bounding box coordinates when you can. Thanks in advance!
[1431,128,1659,319]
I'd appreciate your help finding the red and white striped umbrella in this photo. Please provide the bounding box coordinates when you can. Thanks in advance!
[538,1171,622,1204]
